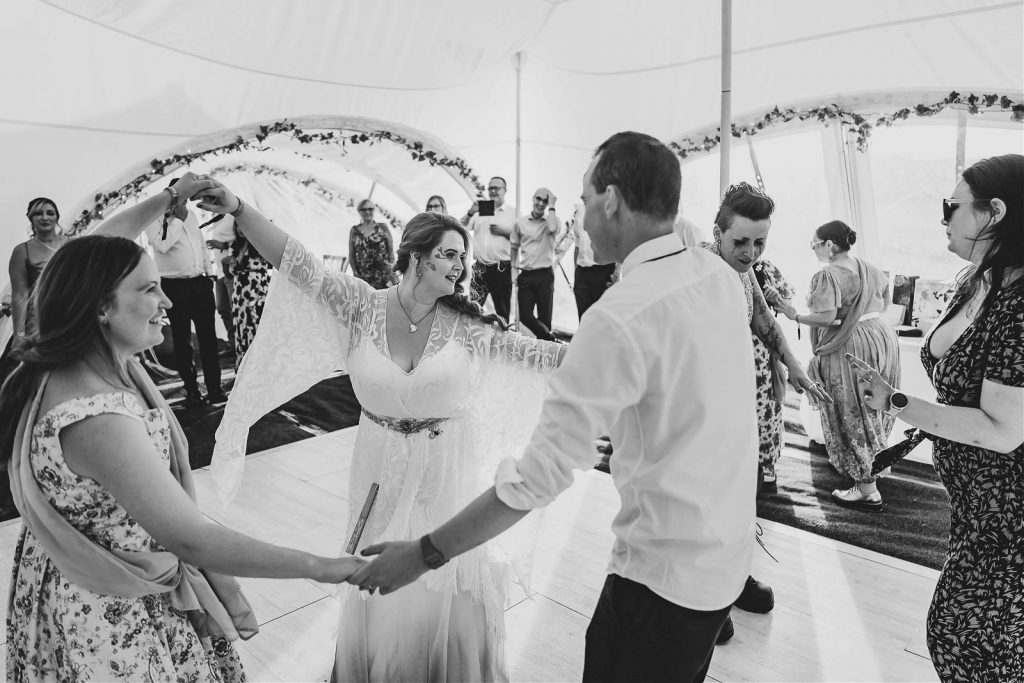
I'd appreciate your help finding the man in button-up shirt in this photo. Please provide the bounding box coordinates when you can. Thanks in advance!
[566,203,618,318]
[510,187,563,341]
[145,180,225,406]
[354,132,759,682]
[465,176,516,321]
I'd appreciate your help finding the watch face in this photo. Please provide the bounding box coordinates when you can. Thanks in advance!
[890,392,909,409]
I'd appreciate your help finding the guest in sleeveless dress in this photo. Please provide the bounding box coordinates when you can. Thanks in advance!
[773,220,900,512]
[349,199,398,289]
[847,154,1024,681]
[0,176,364,683]
[199,179,567,682]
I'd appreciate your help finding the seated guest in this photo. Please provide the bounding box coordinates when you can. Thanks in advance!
[0,177,364,682]
[146,179,226,406]
[511,187,563,340]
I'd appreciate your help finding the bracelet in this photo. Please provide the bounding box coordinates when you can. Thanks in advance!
[795,314,801,325]
[230,197,246,218]
[163,186,180,213]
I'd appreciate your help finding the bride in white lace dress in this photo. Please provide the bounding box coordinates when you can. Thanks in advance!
[196,181,566,682]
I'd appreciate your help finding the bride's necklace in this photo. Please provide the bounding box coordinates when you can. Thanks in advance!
[395,289,436,333]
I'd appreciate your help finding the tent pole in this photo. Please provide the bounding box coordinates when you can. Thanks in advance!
[719,0,733,197]
[511,50,523,331]
[955,110,967,183]
[367,181,376,201]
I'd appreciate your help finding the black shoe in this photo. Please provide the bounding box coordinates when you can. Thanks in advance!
[206,390,229,405]
[734,575,775,613]
[183,390,207,408]
[716,615,734,645]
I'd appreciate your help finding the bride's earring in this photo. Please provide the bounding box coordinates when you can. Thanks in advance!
[415,257,422,279]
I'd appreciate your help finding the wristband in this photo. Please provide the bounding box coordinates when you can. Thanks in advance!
[163,186,180,213]
[230,197,246,218]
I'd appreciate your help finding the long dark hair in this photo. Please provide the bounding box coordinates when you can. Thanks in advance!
[0,235,145,463]
[957,154,1024,319]
[393,213,509,330]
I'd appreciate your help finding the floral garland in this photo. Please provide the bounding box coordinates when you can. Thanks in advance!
[71,120,482,233]
[670,91,1024,159]
[208,163,405,231]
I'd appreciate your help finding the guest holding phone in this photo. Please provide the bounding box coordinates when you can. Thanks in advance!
[466,177,516,320]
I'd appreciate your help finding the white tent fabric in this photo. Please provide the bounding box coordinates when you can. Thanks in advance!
[1,0,1022,292]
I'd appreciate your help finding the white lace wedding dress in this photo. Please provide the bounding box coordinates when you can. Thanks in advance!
[211,238,563,682]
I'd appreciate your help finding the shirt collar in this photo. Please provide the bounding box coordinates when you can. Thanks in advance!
[620,233,684,280]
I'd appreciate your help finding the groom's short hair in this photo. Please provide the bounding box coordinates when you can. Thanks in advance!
[592,132,680,221]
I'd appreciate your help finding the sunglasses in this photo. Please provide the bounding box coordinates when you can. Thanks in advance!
[809,239,825,249]
[359,206,375,212]
[941,198,986,225]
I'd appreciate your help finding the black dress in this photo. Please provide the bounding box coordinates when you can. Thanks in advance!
[921,277,1024,681]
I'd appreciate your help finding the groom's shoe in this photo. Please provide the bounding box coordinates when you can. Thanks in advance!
[733,575,774,613]
[716,615,734,645]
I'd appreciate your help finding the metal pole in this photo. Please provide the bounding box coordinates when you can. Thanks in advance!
[511,51,523,331]
[955,110,967,183]
[719,0,733,197]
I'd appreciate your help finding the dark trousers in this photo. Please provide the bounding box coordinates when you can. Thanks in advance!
[162,276,221,395]
[470,261,512,322]
[574,263,616,319]
[583,574,730,683]
[516,267,555,341]
[214,275,234,343]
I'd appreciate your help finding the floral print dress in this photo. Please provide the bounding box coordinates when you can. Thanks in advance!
[230,245,272,367]
[349,223,397,290]
[921,279,1024,681]
[7,393,245,683]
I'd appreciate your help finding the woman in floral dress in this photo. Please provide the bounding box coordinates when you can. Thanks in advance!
[349,199,398,289]
[850,154,1024,681]
[0,176,363,682]
[773,220,899,512]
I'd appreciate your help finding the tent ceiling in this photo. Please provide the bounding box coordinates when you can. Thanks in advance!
[1,0,1021,273]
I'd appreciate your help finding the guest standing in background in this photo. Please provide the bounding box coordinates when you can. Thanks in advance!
[770,220,899,512]
[425,195,447,215]
[567,204,617,319]
[348,199,397,289]
[465,177,516,320]
[223,226,272,368]
[511,187,562,341]
[848,154,1023,681]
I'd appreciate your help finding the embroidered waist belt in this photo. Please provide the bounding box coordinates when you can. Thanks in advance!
[360,407,448,438]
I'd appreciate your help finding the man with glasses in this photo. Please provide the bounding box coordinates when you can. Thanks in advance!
[510,188,563,341]
[465,177,516,320]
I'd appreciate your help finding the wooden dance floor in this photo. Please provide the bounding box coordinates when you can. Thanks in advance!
[0,426,940,682]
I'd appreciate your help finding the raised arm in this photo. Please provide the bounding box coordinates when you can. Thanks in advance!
[193,180,287,269]
[8,243,29,338]
[94,172,216,241]
[62,414,363,582]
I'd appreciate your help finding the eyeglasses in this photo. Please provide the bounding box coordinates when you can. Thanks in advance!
[941,197,986,225]
[809,239,824,249]
[487,186,504,192]
[533,196,548,203]
[358,206,375,212]
[426,203,443,210]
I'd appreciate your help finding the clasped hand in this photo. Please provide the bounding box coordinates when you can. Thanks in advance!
[342,541,430,596]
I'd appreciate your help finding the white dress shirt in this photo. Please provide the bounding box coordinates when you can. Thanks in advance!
[146,210,211,278]
[567,205,600,268]
[203,214,236,279]
[495,232,758,611]
[468,205,516,264]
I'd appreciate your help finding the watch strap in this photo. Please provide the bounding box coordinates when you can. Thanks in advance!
[419,534,448,570]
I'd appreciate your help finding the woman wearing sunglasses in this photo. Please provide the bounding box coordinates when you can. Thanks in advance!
[768,219,900,512]
[846,154,1023,681]
[349,199,398,289]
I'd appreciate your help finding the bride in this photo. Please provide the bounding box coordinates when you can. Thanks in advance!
[195,179,566,681]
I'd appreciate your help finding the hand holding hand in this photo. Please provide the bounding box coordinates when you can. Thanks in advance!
[317,555,369,584]
[788,363,833,405]
[846,353,894,412]
[192,178,241,215]
[346,540,428,596]
[172,172,219,204]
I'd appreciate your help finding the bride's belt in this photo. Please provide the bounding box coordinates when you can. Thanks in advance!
[360,407,448,438]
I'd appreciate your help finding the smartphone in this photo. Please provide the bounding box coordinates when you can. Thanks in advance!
[477,200,495,217]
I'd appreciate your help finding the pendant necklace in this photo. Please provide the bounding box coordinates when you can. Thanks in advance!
[396,290,436,333]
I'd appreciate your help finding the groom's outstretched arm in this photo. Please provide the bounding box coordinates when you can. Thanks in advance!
[349,307,644,595]
[350,487,527,595]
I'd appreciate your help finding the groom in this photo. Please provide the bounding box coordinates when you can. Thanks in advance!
[350,131,759,682]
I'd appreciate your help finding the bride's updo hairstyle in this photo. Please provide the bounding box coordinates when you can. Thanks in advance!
[394,212,509,330]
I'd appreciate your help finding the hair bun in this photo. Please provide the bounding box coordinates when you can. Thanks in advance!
[847,230,857,245]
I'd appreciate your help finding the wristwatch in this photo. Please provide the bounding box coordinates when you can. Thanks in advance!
[419,534,448,570]
[886,391,909,416]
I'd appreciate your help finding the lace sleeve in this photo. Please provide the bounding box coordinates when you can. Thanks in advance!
[280,237,375,331]
[485,326,565,374]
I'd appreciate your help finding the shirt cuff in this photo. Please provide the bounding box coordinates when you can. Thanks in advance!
[494,457,552,511]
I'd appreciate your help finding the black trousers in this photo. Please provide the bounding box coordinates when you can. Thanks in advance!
[162,276,221,395]
[516,267,555,341]
[470,261,512,322]
[574,263,616,319]
[583,574,730,683]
